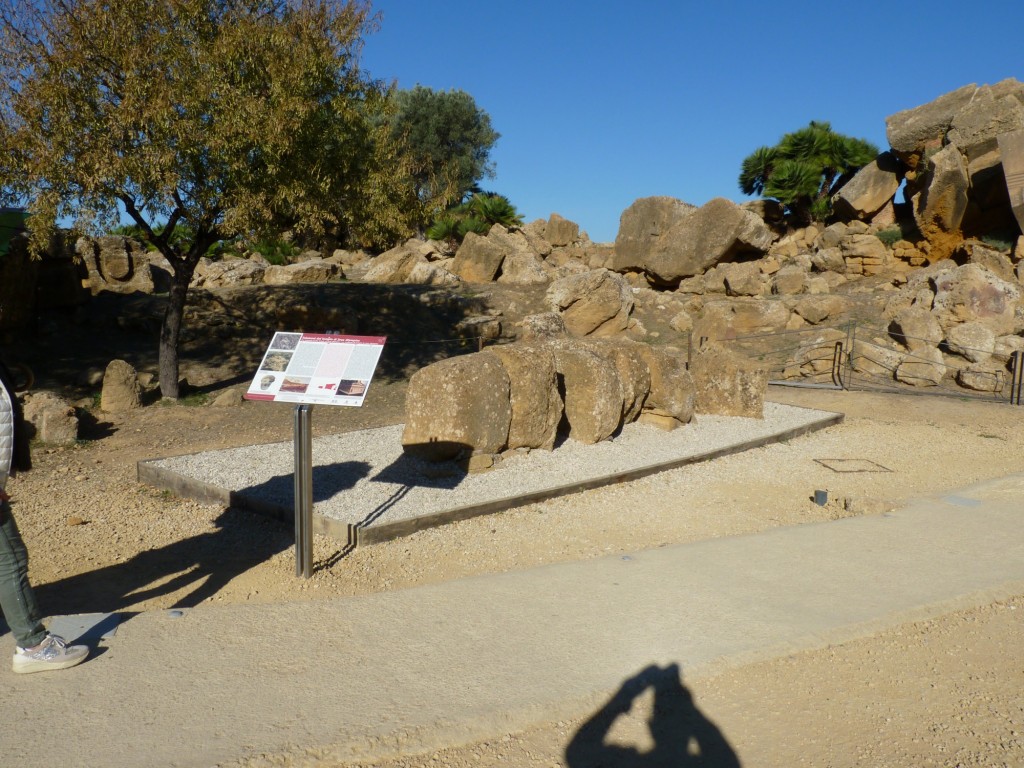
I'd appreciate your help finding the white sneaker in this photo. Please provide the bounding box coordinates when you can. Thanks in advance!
[12,633,89,674]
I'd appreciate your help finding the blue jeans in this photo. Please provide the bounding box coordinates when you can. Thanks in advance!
[0,501,46,648]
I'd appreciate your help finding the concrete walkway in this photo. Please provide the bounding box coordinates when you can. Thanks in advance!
[5,472,1024,768]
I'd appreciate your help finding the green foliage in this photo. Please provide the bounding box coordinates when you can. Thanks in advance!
[249,236,299,265]
[980,231,1017,253]
[876,226,903,246]
[739,121,878,224]
[0,0,381,397]
[425,193,523,245]
[389,85,500,224]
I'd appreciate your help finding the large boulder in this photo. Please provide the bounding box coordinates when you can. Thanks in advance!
[263,260,342,285]
[832,152,903,221]
[998,129,1024,233]
[401,352,511,460]
[611,196,696,274]
[544,213,581,247]
[895,346,946,387]
[912,143,970,247]
[931,263,1022,335]
[451,232,507,282]
[634,345,694,425]
[22,391,79,445]
[582,340,652,423]
[100,359,142,413]
[886,83,980,157]
[193,258,266,288]
[546,269,634,337]
[549,341,624,444]
[487,344,562,451]
[889,306,943,352]
[626,198,777,285]
[688,343,769,418]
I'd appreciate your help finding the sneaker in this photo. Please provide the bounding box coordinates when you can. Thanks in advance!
[12,633,89,674]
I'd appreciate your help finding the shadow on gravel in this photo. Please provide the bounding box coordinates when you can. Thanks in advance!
[565,663,741,767]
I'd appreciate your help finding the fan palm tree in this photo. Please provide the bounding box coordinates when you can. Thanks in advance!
[739,121,878,224]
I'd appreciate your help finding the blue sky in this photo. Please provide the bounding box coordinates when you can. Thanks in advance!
[360,0,1023,243]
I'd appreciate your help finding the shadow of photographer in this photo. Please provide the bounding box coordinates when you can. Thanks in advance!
[565,663,740,767]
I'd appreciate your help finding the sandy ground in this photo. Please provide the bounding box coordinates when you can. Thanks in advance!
[2,379,1022,766]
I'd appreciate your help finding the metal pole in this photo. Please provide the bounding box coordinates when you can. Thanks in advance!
[293,404,314,578]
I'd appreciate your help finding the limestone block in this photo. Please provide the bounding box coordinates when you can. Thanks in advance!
[957,363,1007,392]
[912,143,970,239]
[885,83,978,156]
[100,359,142,413]
[895,346,946,386]
[931,263,1022,336]
[944,321,996,363]
[772,265,807,295]
[22,391,79,445]
[997,129,1024,234]
[263,260,341,285]
[402,352,511,460]
[611,196,696,274]
[451,232,506,282]
[544,213,580,247]
[832,152,903,220]
[889,306,943,352]
[487,344,561,451]
[549,342,624,444]
[546,269,633,337]
[688,343,768,418]
[793,295,851,325]
[634,345,694,424]
[722,262,770,297]
[850,339,903,379]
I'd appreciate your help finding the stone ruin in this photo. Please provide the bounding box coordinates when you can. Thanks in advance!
[400,334,768,466]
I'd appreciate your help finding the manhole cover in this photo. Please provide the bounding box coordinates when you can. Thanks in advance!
[814,458,892,473]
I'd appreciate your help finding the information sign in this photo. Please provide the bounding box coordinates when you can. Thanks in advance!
[244,332,386,407]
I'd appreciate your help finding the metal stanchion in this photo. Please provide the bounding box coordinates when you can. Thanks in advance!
[293,404,314,578]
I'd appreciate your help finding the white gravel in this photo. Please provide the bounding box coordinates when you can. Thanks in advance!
[142,402,839,538]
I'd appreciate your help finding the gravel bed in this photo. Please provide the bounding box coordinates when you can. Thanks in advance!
[142,402,839,538]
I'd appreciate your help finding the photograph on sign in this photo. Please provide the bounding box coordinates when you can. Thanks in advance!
[244,332,386,406]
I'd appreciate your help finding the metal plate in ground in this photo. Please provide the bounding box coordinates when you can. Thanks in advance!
[46,613,121,643]
[814,458,893,473]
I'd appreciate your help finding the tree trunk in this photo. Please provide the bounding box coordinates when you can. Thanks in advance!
[158,263,196,399]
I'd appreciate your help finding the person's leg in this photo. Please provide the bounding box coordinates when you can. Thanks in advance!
[0,501,47,648]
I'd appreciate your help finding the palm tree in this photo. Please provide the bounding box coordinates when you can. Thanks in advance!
[739,121,878,224]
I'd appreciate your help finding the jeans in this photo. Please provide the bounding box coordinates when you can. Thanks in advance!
[0,500,46,648]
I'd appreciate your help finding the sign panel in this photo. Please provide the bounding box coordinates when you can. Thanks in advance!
[244,332,386,406]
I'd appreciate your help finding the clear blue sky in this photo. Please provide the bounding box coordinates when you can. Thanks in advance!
[360,0,1023,243]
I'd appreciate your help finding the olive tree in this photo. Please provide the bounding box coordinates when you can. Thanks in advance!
[0,0,382,398]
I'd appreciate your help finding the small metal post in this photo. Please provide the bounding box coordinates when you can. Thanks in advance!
[293,404,314,578]
[1012,351,1024,406]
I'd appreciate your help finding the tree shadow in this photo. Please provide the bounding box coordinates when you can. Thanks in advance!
[565,663,741,767]
[31,461,371,618]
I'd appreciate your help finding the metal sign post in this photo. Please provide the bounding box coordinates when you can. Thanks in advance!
[244,331,387,579]
[293,404,314,578]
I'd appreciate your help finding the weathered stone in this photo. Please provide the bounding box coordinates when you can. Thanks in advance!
[944,321,997,363]
[611,196,696,274]
[688,343,769,418]
[895,346,946,386]
[793,295,852,325]
[497,250,549,285]
[811,246,847,274]
[957,362,1007,392]
[772,264,807,295]
[263,260,342,285]
[519,312,568,340]
[931,263,1022,335]
[885,83,979,156]
[77,236,155,295]
[913,143,970,242]
[722,262,770,297]
[406,258,459,285]
[21,391,79,445]
[100,359,142,413]
[791,329,847,378]
[546,269,634,337]
[889,306,943,352]
[194,258,266,288]
[487,344,562,451]
[634,345,694,424]
[644,198,776,284]
[211,388,244,407]
[694,299,792,340]
[998,129,1024,233]
[947,86,1024,152]
[850,338,903,379]
[549,342,624,444]
[402,352,511,460]
[545,213,580,247]
[451,232,506,282]
[582,340,652,423]
[957,240,1015,282]
[832,152,903,220]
